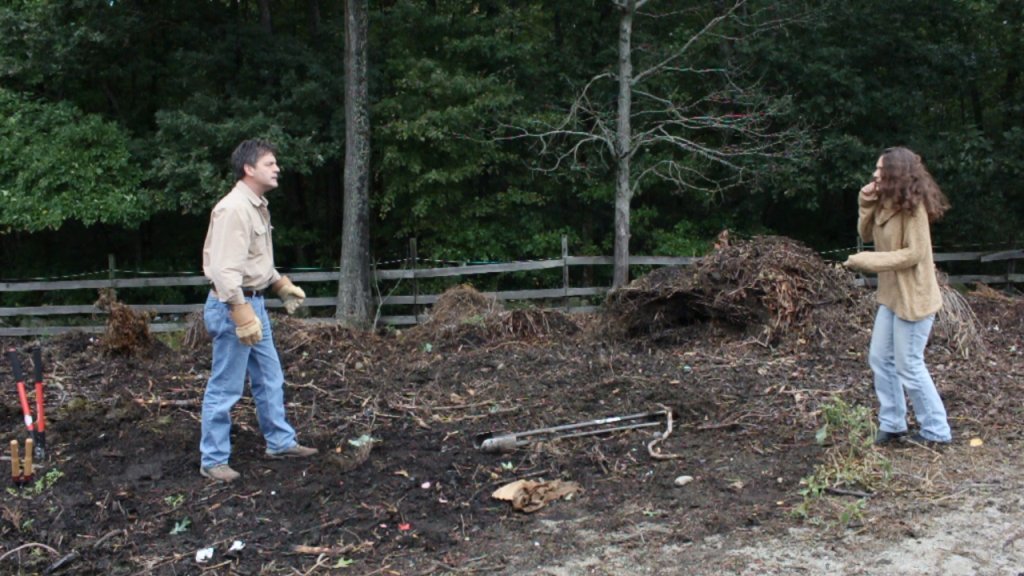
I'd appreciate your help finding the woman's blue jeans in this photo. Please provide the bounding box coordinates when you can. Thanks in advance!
[200,293,297,469]
[869,305,952,442]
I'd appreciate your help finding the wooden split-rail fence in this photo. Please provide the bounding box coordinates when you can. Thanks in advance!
[0,241,1020,337]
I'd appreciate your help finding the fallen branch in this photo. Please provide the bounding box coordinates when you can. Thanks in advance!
[133,397,199,407]
[647,404,682,460]
[0,542,59,563]
[291,543,358,556]
[825,486,873,498]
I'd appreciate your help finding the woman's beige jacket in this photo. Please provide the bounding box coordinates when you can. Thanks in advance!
[845,191,942,321]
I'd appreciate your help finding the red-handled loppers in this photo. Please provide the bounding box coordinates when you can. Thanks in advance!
[6,348,46,461]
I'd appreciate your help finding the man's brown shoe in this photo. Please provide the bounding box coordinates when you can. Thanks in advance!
[200,464,240,483]
[266,444,318,459]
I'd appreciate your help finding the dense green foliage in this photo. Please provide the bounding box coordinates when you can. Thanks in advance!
[0,89,145,231]
[0,0,1021,278]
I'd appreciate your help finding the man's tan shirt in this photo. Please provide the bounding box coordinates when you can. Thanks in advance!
[203,181,281,306]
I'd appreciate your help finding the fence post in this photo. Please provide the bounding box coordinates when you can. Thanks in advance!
[1007,242,1016,282]
[562,235,569,311]
[409,238,419,321]
[108,254,117,298]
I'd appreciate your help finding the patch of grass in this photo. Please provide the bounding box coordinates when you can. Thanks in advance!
[795,397,892,526]
[155,330,186,351]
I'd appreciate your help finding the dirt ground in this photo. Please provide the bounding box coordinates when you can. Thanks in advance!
[1,243,1022,576]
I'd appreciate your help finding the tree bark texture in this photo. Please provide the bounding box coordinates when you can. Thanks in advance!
[336,0,373,326]
[613,0,635,289]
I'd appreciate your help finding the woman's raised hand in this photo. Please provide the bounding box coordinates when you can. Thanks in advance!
[860,181,878,200]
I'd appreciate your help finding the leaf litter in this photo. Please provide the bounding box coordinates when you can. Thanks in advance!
[0,236,1021,575]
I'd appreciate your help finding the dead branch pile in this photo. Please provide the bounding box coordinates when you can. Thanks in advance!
[604,236,866,343]
[409,284,578,345]
[934,284,986,359]
[965,283,1024,332]
[182,311,207,349]
[94,289,154,355]
[947,283,1024,360]
[428,284,501,326]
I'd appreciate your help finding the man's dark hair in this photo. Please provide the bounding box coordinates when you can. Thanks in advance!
[231,139,278,180]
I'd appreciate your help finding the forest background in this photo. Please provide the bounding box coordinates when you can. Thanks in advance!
[1,0,1022,303]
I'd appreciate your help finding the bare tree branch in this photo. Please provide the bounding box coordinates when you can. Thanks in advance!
[632,0,746,86]
[497,72,617,170]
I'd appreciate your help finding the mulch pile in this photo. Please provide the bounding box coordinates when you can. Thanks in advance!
[604,235,871,345]
[603,235,985,358]
[408,284,580,346]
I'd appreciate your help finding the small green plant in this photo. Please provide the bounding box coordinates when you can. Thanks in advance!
[155,331,185,351]
[333,557,354,568]
[164,494,185,508]
[170,517,191,535]
[7,468,64,498]
[816,397,875,451]
[838,499,867,526]
[795,397,892,525]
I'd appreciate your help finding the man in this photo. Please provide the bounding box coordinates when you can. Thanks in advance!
[199,139,318,483]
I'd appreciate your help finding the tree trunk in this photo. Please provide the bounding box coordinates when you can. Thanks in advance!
[258,0,272,34]
[335,0,372,327]
[612,0,635,289]
[307,0,321,36]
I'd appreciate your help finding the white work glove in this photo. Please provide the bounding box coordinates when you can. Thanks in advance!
[230,302,263,345]
[273,276,306,315]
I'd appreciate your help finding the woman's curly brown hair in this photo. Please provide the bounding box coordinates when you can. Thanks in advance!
[876,146,951,222]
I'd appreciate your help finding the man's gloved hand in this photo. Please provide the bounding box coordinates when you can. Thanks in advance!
[272,276,306,315]
[230,302,263,345]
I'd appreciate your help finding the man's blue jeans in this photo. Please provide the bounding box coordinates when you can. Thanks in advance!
[869,305,952,442]
[200,293,297,469]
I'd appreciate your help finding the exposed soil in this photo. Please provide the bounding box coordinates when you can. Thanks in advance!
[1,237,1022,575]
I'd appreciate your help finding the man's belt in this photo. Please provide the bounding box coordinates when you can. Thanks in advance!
[210,287,265,298]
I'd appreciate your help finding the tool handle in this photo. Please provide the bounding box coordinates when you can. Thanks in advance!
[35,381,45,433]
[555,420,663,441]
[6,349,25,383]
[16,382,33,430]
[509,410,666,439]
[9,440,20,480]
[23,438,33,480]
[31,349,45,435]
[31,347,42,384]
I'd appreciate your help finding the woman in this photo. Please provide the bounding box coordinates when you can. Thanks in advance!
[843,147,952,446]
